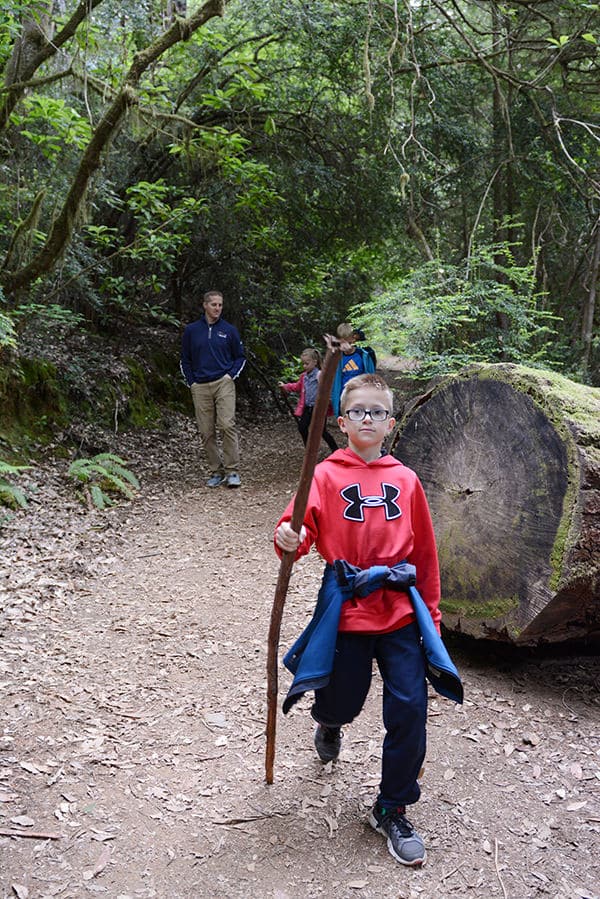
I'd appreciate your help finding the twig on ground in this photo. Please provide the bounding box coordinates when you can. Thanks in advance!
[213,807,291,827]
[441,863,463,881]
[0,829,61,840]
[494,838,508,899]
[212,815,266,826]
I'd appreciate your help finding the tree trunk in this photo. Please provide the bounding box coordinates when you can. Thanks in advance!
[4,1,55,89]
[392,363,600,644]
[581,218,599,375]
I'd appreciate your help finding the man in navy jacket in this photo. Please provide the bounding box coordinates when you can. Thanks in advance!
[180,291,246,487]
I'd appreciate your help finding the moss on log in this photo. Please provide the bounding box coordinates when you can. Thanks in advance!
[392,363,600,644]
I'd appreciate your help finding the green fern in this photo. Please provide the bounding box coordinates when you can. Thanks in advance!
[67,453,140,510]
[0,460,29,521]
[90,483,109,510]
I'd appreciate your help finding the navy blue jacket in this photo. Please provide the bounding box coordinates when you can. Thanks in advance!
[282,560,463,713]
[180,316,246,385]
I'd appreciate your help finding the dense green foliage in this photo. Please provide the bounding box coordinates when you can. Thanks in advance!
[0,0,598,395]
[351,241,561,377]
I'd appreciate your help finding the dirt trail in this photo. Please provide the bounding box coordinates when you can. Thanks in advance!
[1,416,599,899]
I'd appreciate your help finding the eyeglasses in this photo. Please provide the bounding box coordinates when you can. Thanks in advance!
[344,407,390,422]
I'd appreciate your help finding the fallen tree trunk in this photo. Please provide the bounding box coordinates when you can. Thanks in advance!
[392,363,600,644]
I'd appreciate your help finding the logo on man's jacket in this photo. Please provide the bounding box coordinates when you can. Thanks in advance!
[340,482,402,521]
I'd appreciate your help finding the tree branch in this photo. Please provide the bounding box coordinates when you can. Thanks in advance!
[0,66,73,95]
[0,0,105,133]
[0,0,227,295]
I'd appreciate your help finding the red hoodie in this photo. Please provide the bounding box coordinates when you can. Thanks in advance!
[275,447,441,634]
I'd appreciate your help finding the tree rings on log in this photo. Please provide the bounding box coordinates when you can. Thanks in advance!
[391,364,600,644]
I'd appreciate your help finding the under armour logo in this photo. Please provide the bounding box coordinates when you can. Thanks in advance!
[340,482,402,522]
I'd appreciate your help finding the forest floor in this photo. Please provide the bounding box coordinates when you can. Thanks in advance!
[1,410,599,899]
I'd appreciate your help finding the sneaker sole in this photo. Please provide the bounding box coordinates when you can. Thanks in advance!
[369,813,427,867]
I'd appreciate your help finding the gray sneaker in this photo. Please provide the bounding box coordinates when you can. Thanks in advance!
[225,472,241,488]
[314,724,342,762]
[369,802,426,866]
[206,474,224,488]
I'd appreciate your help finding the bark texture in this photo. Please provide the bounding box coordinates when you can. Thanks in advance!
[392,363,600,644]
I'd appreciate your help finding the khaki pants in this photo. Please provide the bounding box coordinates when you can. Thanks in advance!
[191,376,240,475]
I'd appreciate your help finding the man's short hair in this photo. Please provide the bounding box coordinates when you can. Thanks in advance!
[203,290,223,303]
[340,373,394,414]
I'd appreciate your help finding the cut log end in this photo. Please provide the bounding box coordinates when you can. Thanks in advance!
[392,364,600,644]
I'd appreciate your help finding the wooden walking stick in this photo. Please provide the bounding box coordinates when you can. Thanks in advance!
[265,335,340,784]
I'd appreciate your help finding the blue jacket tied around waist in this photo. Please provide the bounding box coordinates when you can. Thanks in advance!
[282,560,463,714]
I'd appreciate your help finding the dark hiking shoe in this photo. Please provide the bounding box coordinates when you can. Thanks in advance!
[369,802,426,867]
[207,474,224,487]
[314,725,342,762]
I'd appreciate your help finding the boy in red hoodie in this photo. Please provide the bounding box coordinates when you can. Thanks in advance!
[275,373,441,867]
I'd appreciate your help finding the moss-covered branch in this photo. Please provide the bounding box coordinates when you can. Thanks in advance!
[0,0,106,134]
[0,0,226,296]
[0,66,74,95]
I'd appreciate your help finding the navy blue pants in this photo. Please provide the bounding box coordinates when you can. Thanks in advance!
[312,622,427,808]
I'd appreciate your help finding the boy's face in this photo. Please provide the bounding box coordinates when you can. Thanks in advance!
[339,339,356,354]
[338,386,395,460]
